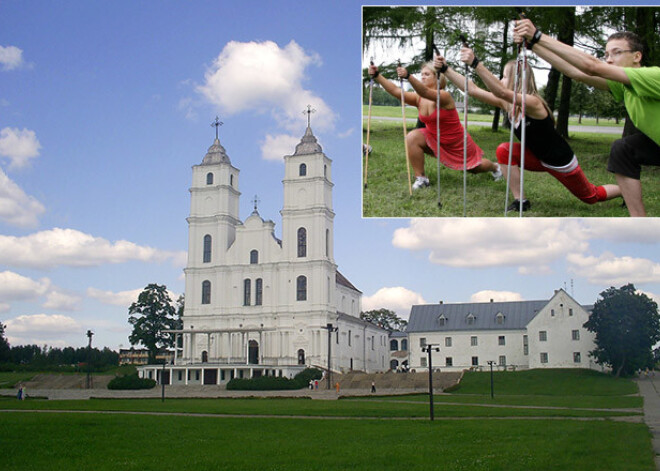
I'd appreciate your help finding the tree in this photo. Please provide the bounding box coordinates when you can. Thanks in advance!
[360,309,408,332]
[584,284,660,377]
[0,322,10,363]
[128,284,180,364]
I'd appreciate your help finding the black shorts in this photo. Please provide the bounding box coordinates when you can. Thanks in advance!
[608,131,660,180]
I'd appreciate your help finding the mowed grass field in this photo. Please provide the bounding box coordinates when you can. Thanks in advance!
[0,369,654,470]
[362,107,659,218]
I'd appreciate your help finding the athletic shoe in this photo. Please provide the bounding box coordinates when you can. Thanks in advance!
[491,163,503,181]
[506,199,531,212]
[412,176,431,190]
[362,144,373,155]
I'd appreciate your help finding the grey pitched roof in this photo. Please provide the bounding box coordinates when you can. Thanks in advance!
[293,126,323,155]
[406,300,550,333]
[201,138,231,165]
[336,270,361,294]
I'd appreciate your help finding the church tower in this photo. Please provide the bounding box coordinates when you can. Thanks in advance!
[281,107,336,311]
[184,119,240,317]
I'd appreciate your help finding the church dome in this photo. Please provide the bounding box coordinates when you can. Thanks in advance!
[201,138,231,165]
[293,126,322,155]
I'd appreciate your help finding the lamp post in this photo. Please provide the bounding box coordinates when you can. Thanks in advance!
[325,323,338,390]
[421,344,440,421]
[487,360,495,399]
[86,330,94,389]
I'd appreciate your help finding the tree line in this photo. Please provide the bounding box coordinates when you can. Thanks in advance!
[363,6,659,135]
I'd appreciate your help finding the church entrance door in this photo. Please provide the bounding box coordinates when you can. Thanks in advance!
[248,340,259,364]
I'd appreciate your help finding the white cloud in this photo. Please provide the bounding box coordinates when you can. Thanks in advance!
[337,128,354,138]
[567,252,660,286]
[0,228,185,269]
[197,40,336,133]
[0,45,24,71]
[42,290,82,311]
[470,290,524,303]
[5,313,80,334]
[0,127,41,168]
[392,219,588,272]
[260,134,300,161]
[0,168,45,228]
[87,287,143,308]
[0,271,50,301]
[582,219,660,244]
[362,286,426,320]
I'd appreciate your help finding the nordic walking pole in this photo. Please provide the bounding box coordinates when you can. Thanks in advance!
[504,42,522,216]
[459,35,470,217]
[517,8,529,218]
[433,43,442,209]
[398,59,413,195]
[364,59,374,189]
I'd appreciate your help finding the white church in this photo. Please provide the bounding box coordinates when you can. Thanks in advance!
[140,116,389,385]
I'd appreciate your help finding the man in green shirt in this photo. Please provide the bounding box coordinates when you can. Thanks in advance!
[515,20,659,216]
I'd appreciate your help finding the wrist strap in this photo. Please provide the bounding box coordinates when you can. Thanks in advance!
[470,56,480,69]
[403,71,410,80]
[372,70,379,78]
[438,63,448,74]
[527,29,542,49]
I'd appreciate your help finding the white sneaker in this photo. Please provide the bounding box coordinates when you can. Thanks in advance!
[412,176,430,190]
[492,163,503,181]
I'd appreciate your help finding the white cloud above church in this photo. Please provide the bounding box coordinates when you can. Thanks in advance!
[0,168,45,228]
[0,45,25,71]
[0,127,41,169]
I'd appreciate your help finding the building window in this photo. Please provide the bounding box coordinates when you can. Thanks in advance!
[299,163,307,176]
[573,352,581,363]
[540,352,549,364]
[438,315,447,326]
[201,280,211,305]
[206,172,214,185]
[499,355,506,366]
[390,339,398,351]
[466,313,476,325]
[203,235,212,263]
[551,309,555,317]
[324,164,327,178]
[445,337,452,347]
[498,335,505,346]
[419,338,427,348]
[420,357,427,367]
[230,174,234,187]
[572,330,580,341]
[250,250,259,264]
[471,356,479,367]
[255,278,263,306]
[296,275,307,301]
[495,312,505,325]
[348,330,352,347]
[569,308,574,316]
[325,229,329,257]
[401,339,408,351]
[243,279,251,306]
[539,331,547,342]
[471,336,478,346]
[446,357,453,367]
[297,227,307,257]
[523,335,528,355]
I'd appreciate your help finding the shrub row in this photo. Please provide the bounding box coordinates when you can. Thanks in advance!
[107,373,156,390]
[226,368,322,391]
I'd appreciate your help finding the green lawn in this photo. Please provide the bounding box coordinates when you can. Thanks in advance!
[362,120,659,217]
[0,372,35,389]
[0,369,653,470]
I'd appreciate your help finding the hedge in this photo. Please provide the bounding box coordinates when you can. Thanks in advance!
[226,368,322,391]
[107,373,156,390]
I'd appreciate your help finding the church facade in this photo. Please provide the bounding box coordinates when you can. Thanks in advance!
[139,122,388,385]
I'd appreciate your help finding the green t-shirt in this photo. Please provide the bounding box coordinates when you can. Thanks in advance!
[608,66,660,146]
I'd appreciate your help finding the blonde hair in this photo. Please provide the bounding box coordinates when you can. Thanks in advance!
[421,62,447,89]
[503,60,553,124]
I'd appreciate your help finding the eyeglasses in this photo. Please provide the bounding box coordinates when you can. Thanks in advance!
[603,49,634,60]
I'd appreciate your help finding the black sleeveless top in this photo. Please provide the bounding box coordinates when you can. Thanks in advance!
[514,114,574,168]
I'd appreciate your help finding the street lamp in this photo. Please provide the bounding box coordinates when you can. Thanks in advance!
[421,344,440,421]
[86,330,94,389]
[487,360,495,399]
[325,323,338,390]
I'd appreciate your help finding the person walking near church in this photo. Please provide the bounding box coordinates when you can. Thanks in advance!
[371,381,376,393]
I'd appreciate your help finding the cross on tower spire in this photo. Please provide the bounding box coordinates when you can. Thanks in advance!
[251,195,260,212]
[302,105,316,128]
[211,116,223,140]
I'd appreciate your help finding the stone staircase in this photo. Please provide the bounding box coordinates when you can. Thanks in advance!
[335,370,462,392]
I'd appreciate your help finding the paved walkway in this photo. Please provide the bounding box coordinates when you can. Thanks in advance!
[636,375,660,470]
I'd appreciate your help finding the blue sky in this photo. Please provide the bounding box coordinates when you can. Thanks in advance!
[1,1,659,350]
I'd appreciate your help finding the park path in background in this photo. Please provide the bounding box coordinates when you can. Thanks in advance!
[636,375,660,470]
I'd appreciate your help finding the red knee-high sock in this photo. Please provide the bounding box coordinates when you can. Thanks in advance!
[546,165,603,204]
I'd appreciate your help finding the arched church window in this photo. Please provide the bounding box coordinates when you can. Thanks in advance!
[201,280,211,305]
[203,235,212,263]
[255,278,263,305]
[243,279,251,306]
[296,275,307,301]
[401,339,408,351]
[250,249,258,264]
[230,174,234,186]
[390,339,399,351]
[324,164,327,178]
[299,163,307,176]
[201,351,208,363]
[325,229,329,257]
[297,349,305,365]
[206,173,214,185]
[297,227,307,257]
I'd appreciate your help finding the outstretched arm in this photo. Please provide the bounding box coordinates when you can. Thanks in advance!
[396,66,452,107]
[433,55,505,110]
[369,64,418,107]
[531,43,609,90]
[514,18,630,85]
